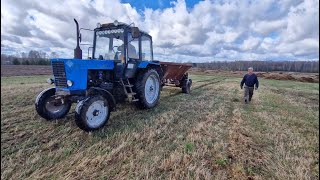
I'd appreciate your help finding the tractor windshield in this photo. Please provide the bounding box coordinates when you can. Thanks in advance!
[94,29,125,60]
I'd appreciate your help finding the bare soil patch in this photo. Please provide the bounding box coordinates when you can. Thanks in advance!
[1,65,52,77]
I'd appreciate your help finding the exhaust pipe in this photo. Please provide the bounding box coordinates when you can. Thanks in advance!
[74,19,82,59]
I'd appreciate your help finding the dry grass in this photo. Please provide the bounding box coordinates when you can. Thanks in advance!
[1,74,319,179]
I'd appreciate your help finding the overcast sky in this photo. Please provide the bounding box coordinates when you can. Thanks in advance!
[1,0,319,62]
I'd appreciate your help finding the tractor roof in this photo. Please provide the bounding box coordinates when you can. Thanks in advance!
[97,22,151,38]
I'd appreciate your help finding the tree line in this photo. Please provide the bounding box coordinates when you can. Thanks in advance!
[193,60,319,73]
[1,50,59,65]
[2,51,319,73]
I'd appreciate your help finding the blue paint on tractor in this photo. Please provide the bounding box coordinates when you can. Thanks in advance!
[50,58,157,92]
[138,61,160,68]
[51,58,115,91]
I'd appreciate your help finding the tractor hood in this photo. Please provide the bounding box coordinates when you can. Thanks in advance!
[50,58,114,92]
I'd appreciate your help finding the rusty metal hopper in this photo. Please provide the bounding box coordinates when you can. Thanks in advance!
[160,62,192,80]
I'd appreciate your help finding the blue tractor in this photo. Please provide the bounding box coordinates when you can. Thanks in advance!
[35,19,192,131]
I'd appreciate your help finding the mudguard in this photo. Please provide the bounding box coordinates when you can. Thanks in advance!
[138,61,160,68]
[87,87,116,111]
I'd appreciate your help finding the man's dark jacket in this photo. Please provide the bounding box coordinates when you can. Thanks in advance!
[240,73,259,88]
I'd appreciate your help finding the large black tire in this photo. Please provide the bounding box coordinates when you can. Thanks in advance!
[75,96,110,132]
[135,69,161,109]
[35,88,71,120]
[182,79,192,94]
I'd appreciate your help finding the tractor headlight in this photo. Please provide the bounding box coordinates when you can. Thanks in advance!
[67,80,73,87]
[47,78,54,84]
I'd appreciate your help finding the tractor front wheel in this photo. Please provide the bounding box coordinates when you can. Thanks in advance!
[35,88,71,120]
[75,96,110,132]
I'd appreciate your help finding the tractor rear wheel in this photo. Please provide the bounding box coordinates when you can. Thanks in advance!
[35,88,71,120]
[75,96,110,132]
[135,69,161,109]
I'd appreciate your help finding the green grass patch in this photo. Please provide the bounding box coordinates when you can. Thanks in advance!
[1,75,51,85]
[215,157,227,167]
[184,143,194,153]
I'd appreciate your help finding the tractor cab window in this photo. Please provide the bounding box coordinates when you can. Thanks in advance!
[141,35,152,61]
[127,33,139,59]
[94,29,125,60]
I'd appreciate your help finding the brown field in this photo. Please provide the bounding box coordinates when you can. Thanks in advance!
[1,74,319,179]
[1,65,52,77]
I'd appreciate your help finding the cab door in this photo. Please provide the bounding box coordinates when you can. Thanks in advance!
[141,35,153,61]
[125,32,140,78]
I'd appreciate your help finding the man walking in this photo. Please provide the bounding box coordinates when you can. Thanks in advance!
[240,67,259,104]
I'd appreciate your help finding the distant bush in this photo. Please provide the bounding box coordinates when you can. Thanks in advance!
[22,60,30,65]
[37,59,51,65]
[12,58,20,65]
[11,58,51,65]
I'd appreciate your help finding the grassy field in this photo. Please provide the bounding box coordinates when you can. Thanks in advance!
[1,74,319,179]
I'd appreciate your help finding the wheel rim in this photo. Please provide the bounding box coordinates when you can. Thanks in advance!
[45,97,67,114]
[145,74,159,104]
[85,100,108,128]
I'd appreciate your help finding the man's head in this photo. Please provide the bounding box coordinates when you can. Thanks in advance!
[248,67,253,75]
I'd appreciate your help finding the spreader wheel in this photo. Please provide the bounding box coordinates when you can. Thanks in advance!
[182,79,192,94]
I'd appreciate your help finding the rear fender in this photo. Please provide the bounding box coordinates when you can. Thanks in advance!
[137,61,160,68]
[87,87,116,111]
[137,62,163,80]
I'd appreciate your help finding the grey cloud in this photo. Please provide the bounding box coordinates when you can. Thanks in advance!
[1,35,22,44]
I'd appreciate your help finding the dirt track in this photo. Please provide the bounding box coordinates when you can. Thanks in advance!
[1,65,52,77]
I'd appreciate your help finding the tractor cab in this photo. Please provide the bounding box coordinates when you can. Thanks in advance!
[88,21,154,79]
[92,21,153,62]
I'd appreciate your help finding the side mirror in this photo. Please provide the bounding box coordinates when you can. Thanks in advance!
[131,27,140,38]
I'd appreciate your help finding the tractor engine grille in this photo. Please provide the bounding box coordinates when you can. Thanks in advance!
[52,61,67,87]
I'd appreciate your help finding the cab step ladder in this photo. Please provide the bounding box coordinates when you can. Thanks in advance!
[120,78,139,102]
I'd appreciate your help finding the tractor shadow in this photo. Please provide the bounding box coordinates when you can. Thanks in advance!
[55,78,225,137]
[100,90,183,134]
[96,79,226,136]
[91,85,207,137]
